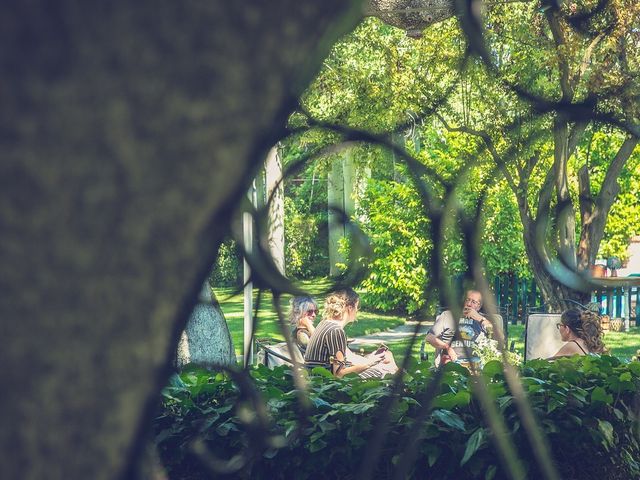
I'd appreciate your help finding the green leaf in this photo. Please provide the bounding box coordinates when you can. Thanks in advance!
[627,362,640,376]
[424,444,441,467]
[432,409,466,431]
[482,360,503,378]
[311,397,332,409]
[311,367,334,378]
[309,438,327,453]
[461,428,486,466]
[432,391,471,409]
[485,465,497,480]
[598,420,615,449]
[619,372,632,382]
[591,386,613,405]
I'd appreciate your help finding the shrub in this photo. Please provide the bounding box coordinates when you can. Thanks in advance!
[284,197,323,278]
[211,239,242,287]
[358,180,431,314]
[155,357,640,479]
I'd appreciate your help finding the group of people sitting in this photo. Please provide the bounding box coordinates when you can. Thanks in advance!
[287,287,607,378]
[290,289,398,379]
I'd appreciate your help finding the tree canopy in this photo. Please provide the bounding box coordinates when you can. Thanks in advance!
[289,0,640,310]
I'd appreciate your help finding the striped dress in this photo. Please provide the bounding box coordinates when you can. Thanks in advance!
[303,320,350,371]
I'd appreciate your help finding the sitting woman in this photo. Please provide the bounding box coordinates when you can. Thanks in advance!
[304,288,398,379]
[552,308,607,358]
[288,295,318,356]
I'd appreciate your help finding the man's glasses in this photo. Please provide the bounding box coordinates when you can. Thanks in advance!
[465,298,481,307]
[556,323,565,330]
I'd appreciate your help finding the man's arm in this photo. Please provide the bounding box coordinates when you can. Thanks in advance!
[425,332,458,361]
[464,307,492,329]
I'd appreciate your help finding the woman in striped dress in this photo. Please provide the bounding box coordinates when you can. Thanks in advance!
[304,288,398,379]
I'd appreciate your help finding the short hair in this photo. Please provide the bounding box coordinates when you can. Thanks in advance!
[464,289,483,307]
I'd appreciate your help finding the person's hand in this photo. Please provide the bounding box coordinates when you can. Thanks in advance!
[382,350,393,364]
[463,307,484,322]
[369,353,385,367]
[446,346,458,362]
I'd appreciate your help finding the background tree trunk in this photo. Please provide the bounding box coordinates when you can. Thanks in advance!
[0,2,360,478]
[328,154,347,276]
[265,145,286,274]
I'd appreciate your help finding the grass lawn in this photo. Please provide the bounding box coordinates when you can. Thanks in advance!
[215,278,405,357]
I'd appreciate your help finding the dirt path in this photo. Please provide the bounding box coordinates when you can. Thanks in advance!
[349,319,433,347]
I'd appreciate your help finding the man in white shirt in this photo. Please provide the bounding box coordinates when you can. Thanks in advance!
[425,290,492,369]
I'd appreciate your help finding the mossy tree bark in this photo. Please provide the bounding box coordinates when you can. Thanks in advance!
[0,1,360,478]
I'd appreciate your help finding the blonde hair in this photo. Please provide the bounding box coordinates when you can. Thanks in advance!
[322,288,359,321]
[561,309,608,354]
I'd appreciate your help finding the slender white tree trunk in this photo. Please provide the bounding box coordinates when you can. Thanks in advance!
[265,145,285,274]
[328,149,363,277]
[328,154,346,277]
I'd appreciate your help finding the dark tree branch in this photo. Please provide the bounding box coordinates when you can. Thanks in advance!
[545,8,573,101]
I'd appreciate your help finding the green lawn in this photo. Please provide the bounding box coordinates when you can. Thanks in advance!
[215,279,405,356]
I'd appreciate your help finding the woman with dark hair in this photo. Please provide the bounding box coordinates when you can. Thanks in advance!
[303,288,398,378]
[288,295,318,355]
[552,308,608,357]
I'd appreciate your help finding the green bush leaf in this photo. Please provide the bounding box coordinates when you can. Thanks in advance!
[482,360,503,378]
[432,409,466,431]
[485,465,497,480]
[432,391,471,409]
[598,420,614,449]
[461,428,486,466]
[591,386,613,405]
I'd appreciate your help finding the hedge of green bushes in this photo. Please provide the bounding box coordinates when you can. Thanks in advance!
[154,357,640,479]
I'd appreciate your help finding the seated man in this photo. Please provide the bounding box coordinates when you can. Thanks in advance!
[425,290,492,370]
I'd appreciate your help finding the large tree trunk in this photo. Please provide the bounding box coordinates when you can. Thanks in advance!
[520,218,589,312]
[0,2,360,479]
[553,116,578,271]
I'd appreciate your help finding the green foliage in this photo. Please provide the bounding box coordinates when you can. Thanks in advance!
[211,239,242,287]
[358,179,431,313]
[155,357,640,480]
[580,131,640,262]
[284,197,323,278]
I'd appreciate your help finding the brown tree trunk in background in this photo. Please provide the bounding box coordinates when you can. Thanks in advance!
[0,2,360,479]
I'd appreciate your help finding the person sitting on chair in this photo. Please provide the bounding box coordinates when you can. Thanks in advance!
[304,288,398,379]
[288,295,318,356]
[551,308,607,358]
[425,289,492,370]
